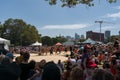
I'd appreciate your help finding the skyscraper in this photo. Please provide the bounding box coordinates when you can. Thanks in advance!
[81,34,85,39]
[75,33,80,40]
[119,31,120,37]
[105,30,111,39]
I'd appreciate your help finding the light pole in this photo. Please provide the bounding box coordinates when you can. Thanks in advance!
[95,21,103,42]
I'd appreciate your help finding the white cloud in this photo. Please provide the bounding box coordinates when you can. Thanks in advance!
[106,11,120,18]
[41,24,89,30]
[101,26,114,30]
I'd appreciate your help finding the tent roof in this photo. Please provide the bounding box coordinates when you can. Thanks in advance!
[63,41,74,46]
[83,38,95,44]
[31,41,42,46]
[0,37,10,45]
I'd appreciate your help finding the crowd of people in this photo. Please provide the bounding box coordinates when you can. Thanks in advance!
[0,39,120,80]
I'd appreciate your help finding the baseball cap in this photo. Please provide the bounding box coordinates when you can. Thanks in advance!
[6,53,14,59]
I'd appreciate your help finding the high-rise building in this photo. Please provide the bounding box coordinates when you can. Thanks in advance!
[75,33,80,40]
[81,34,85,39]
[66,36,74,41]
[119,31,120,37]
[105,30,111,39]
[66,36,71,40]
[86,31,104,42]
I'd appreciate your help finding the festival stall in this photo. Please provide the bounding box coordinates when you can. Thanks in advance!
[31,41,42,46]
[0,37,10,50]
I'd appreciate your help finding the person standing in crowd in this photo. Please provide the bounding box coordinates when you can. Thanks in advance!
[115,65,120,80]
[70,66,84,80]
[81,44,91,70]
[27,59,46,80]
[113,38,119,49]
[64,47,68,54]
[50,47,54,55]
[28,60,36,79]
[92,69,114,80]
[56,47,61,54]
[41,61,61,80]
[63,60,72,80]
[0,50,21,80]
[0,62,19,80]
[20,51,30,80]
[16,50,24,64]
[110,58,117,78]
[57,59,64,72]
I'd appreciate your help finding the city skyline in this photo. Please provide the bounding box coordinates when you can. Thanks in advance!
[56,30,119,39]
[0,0,120,37]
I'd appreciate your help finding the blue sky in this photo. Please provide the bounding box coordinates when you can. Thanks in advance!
[0,0,120,37]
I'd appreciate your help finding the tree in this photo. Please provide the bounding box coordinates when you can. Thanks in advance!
[52,36,67,45]
[79,38,86,42]
[0,22,3,37]
[20,25,41,46]
[41,36,52,46]
[105,35,119,43]
[1,18,40,46]
[45,0,117,7]
[55,36,67,43]
[41,36,67,46]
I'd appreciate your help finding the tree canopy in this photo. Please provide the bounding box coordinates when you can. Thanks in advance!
[1,18,41,46]
[0,18,68,46]
[41,36,67,46]
[45,0,117,7]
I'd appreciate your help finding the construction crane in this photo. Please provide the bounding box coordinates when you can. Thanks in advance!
[95,20,103,42]
[95,20,115,42]
[95,21,103,33]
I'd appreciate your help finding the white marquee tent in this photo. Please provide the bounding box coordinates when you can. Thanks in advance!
[31,41,42,46]
[82,38,95,44]
[0,37,10,45]
[0,37,10,50]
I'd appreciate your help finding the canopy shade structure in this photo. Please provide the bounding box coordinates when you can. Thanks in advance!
[31,41,42,46]
[82,38,95,44]
[0,38,10,45]
[63,41,74,46]
[0,37,10,50]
